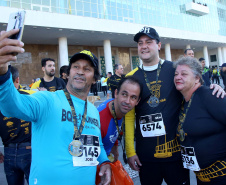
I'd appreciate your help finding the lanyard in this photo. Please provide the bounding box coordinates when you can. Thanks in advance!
[178,93,194,141]
[142,59,162,97]
[63,89,87,140]
[111,101,124,139]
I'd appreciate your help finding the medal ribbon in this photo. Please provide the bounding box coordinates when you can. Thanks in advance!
[142,59,162,98]
[178,93,194,141]
[63,89,87,140]
[111,101,124,140]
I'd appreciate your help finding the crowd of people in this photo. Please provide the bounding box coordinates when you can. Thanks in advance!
[0,26,226,185]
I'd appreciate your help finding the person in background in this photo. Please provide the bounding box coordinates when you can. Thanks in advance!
[60,65,68,84]
[106,72,112,99]
[31,58,66,92]
[0,66,34,185]
[174,56,226,185]
[212,66,220,85]
[199,57,211,86]
[184,49,194,58]
[108,64,124,98]
[29,78,36,88]
[220,63,226,91]
[100,75,108,97]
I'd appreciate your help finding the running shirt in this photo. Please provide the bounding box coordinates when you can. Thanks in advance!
[31,77,66,92]
[0,67,109,185]
[178,86,226,169]
[125,60,183,162]
[97,99,123,155]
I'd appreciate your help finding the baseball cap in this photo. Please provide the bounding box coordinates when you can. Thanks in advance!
[222,63,226,67]
[69,50,98,68]
[134,26,160,43]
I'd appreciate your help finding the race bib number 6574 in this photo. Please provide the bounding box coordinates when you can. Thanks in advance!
[139,113,166,137]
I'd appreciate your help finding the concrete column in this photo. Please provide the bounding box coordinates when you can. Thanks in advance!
[165,43,172,61]
[186,45,191,49]
[203,46,209,67]
[221,47,226,64]
[217,47,223,66]
[58,37,69,69]
[103,40,113,74]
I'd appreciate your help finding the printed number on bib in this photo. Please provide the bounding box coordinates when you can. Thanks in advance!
[73,135,100,166]
[181,146,200,171]
[139,113,166,137]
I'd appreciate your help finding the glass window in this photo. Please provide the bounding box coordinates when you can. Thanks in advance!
[32,0,41,4]
[11,2,20,8]
[22,0,31,3]
[76,1,83,10]
[84,2,90,12]
[92,12,98,17]
[22,3,31,9]
[42,0,50,6]
[123,8,128,17]
[77,10,83,16]
[84,11,91,16]
[0,0,7,6]
[91,0,97,3]
[111,7,116,15]
[91,3,97,13]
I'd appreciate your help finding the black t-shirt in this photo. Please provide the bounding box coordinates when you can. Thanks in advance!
[130,60,183,162]
[108,74,124,97]
[0,90,31,146]
[178,86,226,169]
[40,77,66,92]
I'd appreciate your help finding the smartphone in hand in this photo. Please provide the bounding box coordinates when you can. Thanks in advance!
[6,11,26,41]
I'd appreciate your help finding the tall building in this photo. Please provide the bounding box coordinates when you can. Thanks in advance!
[0,0,226,84]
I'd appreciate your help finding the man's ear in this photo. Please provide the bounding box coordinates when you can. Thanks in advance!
[42,67,45,72]
[15,77,19,84]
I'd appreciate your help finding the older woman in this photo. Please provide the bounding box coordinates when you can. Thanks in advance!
[174,57,226,185]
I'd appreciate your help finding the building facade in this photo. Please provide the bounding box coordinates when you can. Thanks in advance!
[0,0,226,84]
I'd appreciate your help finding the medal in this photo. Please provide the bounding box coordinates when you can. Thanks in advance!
[68,140,83,156]
[148,96,159,108]
[142,60,162,108]
[64,89,87,157]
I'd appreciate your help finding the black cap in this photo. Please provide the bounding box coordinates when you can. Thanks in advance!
[222,63,226,67]
[69,50,98,68]
[134,26,160,43]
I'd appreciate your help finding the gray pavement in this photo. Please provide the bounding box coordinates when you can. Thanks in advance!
[0,80,224,184]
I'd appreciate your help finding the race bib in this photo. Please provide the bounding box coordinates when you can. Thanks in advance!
[73,135,100,166]
[181,146,200,171]
[139,113,166,137]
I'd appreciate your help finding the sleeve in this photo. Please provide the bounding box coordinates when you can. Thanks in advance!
[103,78,108,83]
[203,90,226,124]
[31,80,41,90]
[97,116,110,164]
[125,108,136,158]
[0,69,50,123]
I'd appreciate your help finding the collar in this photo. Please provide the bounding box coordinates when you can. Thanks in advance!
[140,59,165,71]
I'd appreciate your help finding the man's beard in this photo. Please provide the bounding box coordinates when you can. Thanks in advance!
[46,70,55,77]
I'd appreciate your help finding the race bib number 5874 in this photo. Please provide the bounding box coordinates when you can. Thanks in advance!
[139,113,166,137]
